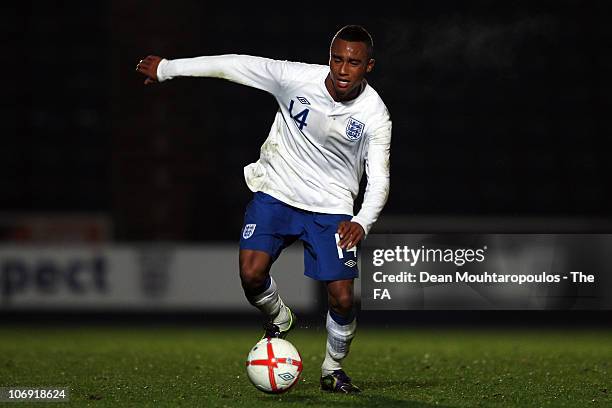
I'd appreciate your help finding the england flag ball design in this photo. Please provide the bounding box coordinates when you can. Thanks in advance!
[245,338,303,393]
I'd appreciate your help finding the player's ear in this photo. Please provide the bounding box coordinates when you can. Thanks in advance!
[366,58,375,73]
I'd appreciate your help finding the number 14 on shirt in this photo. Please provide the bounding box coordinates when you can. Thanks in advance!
[288,100,310,131]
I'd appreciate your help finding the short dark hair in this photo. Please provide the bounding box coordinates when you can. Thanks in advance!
[332,25,374,59]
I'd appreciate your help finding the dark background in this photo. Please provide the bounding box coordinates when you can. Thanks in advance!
[5,0,611,241]
[2,1,611,328]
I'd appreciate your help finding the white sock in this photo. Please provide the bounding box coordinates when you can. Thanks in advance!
[249,277,291,331]
[321,311,357,376]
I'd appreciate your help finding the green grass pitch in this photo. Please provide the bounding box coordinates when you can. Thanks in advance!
[0,326,610,407]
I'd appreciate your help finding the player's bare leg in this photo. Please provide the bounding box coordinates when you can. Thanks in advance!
[239,249,295,338]
[320,278,360,393]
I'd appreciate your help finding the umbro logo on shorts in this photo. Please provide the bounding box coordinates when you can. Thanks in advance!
[344,260,357,268]
[243,224,256,239]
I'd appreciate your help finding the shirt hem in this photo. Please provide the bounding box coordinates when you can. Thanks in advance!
[256,188,354,216]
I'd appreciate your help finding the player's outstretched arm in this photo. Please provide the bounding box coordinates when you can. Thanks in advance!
[135,54,288,94]
[136,55,163,85]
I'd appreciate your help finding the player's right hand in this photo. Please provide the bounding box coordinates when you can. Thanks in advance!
[136,55,163,85]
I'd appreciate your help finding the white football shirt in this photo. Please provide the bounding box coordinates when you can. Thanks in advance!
[157,55,391,234]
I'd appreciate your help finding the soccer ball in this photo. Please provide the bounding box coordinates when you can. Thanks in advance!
[245,337,303,394]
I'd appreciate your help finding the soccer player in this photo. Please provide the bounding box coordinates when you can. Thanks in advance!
[136,25,391,394]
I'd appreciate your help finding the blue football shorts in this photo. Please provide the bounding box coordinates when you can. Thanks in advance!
[239,192,359,281]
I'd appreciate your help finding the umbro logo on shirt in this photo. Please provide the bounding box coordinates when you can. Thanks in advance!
[296,96,310,105]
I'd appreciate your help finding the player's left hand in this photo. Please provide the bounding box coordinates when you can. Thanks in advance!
[337,221,365,250]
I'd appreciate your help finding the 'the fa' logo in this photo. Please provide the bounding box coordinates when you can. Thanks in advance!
[242,224,256,239]
[345,117,365,141]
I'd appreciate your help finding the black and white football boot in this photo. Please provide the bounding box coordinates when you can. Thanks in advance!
[320,369,361,394]
[261,307,297,339]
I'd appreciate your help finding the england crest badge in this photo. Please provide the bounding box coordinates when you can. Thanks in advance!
[345,117,365,141]
[242,224,256,239]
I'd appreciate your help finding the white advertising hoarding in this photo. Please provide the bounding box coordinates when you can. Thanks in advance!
[0,245,317,312]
